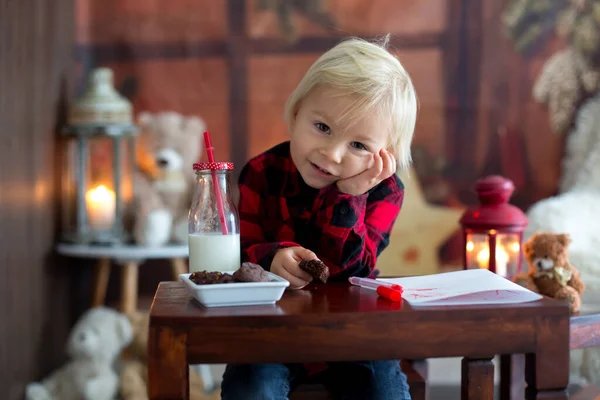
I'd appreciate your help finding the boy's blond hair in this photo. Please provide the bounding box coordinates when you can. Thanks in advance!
[284,35,418,171]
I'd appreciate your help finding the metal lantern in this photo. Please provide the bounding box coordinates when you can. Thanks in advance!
[460,176,528,278]
[60,68,137,245]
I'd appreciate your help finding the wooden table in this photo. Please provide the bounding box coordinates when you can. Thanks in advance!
[148,281,571,400]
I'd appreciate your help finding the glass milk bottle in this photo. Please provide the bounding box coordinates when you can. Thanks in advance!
[188,162,240,273]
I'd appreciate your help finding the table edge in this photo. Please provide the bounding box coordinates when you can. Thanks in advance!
[149,282,570,325]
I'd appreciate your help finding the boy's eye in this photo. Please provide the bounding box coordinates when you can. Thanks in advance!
[350,142,367,151]
[315,122,330,133]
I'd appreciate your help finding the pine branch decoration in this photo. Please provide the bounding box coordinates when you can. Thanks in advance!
[502,0,570,56]
[504,0,600,134]
[254,0,336,43]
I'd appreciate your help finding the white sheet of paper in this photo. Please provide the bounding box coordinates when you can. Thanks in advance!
[378,269,543,306]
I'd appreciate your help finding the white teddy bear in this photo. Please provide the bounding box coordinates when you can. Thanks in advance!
[25,307,133,400]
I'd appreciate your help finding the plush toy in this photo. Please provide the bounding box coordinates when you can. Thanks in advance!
[119,311,150,400]
[132,111,205,247]
[514,232,585,315]
[25,307,133,400]
[120,311,217,400]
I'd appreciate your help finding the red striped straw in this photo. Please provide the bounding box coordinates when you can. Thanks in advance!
[203,131,228,235]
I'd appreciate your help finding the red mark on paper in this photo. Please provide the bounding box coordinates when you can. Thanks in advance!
[404,288,443,299]
[409,293,435,298]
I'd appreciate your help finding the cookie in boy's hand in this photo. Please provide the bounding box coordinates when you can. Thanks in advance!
[299,259,330,283]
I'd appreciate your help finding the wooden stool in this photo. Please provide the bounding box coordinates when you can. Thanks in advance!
[56,243,189,315]
[290,360,428,400]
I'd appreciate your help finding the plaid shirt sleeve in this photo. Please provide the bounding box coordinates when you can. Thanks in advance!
[309,175,404,280]
[237,157,300,271]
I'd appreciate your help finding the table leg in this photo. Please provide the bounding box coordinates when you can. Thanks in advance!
[525,316,569,400]
[92,257,111,307]
[170,257,188,281]
[120,261,138,315]
[500,354,526,400]
[524,352,569,400]
[148,325,189,400]
[461,357,494,400]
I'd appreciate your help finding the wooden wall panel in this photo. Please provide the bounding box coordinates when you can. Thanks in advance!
[326,0,447,35]
[395,49,446,157]
[76,0,226,44]
[0,0,75,397]
[101,59,231,162]
[72,0,567,271]
[522,38,566,202]
[248,55,317,157]
[522,91,564,202]
[474,0,564,205]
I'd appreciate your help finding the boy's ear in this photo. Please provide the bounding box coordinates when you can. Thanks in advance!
[288,108,299,132]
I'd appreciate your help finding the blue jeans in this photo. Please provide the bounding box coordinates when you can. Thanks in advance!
[220,360,411,400]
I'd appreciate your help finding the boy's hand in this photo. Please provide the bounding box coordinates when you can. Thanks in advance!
[271,247,318,289]
[336,149,396,196]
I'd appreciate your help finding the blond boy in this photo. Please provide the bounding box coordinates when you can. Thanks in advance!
[222,36,417,400]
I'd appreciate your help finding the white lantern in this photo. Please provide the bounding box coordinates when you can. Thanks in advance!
[60,68,137,245]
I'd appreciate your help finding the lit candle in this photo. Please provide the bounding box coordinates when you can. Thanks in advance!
[467,242,510,276]
[86,185,116,230]
[474,244,509,276]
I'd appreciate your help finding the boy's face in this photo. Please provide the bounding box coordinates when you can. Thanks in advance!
[289,85,391,190]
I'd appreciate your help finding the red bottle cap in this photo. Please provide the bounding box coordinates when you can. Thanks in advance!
[193,162,234,171]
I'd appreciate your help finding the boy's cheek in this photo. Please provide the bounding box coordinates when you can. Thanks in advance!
[353,157,374,175]
[366,155,375,169]
[344,165,369,180]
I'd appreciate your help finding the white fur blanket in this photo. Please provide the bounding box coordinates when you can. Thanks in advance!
[525,93,600,386]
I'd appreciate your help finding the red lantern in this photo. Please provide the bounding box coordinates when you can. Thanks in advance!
[460,176,528,278]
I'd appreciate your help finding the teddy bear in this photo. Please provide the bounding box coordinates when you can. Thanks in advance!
[514,232,585,315]
[132,111,205,247]
[25,307,133,400]
[120,311,218,400]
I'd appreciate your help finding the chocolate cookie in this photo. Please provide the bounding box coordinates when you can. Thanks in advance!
[216,273,235,284]
[299,259,330,283]
[233,262,270,283]
[189,271,234,285]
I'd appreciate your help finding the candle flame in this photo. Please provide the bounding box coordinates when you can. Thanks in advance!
[476,245,509,267]
[467,237,520,276]
[88,185,113,202]
[86,185,116,231]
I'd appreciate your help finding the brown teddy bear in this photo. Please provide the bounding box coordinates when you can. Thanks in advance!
[119,311,219,400]
[515,232,585,315]
[132,111,205,247]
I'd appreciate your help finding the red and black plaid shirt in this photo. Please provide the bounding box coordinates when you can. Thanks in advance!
[238,141,404,280]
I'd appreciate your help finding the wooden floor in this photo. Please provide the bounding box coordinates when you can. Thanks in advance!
[183,383,600,400]
[571,385,600,400]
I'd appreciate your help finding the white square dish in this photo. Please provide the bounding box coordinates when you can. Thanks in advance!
[179,271,290,307]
